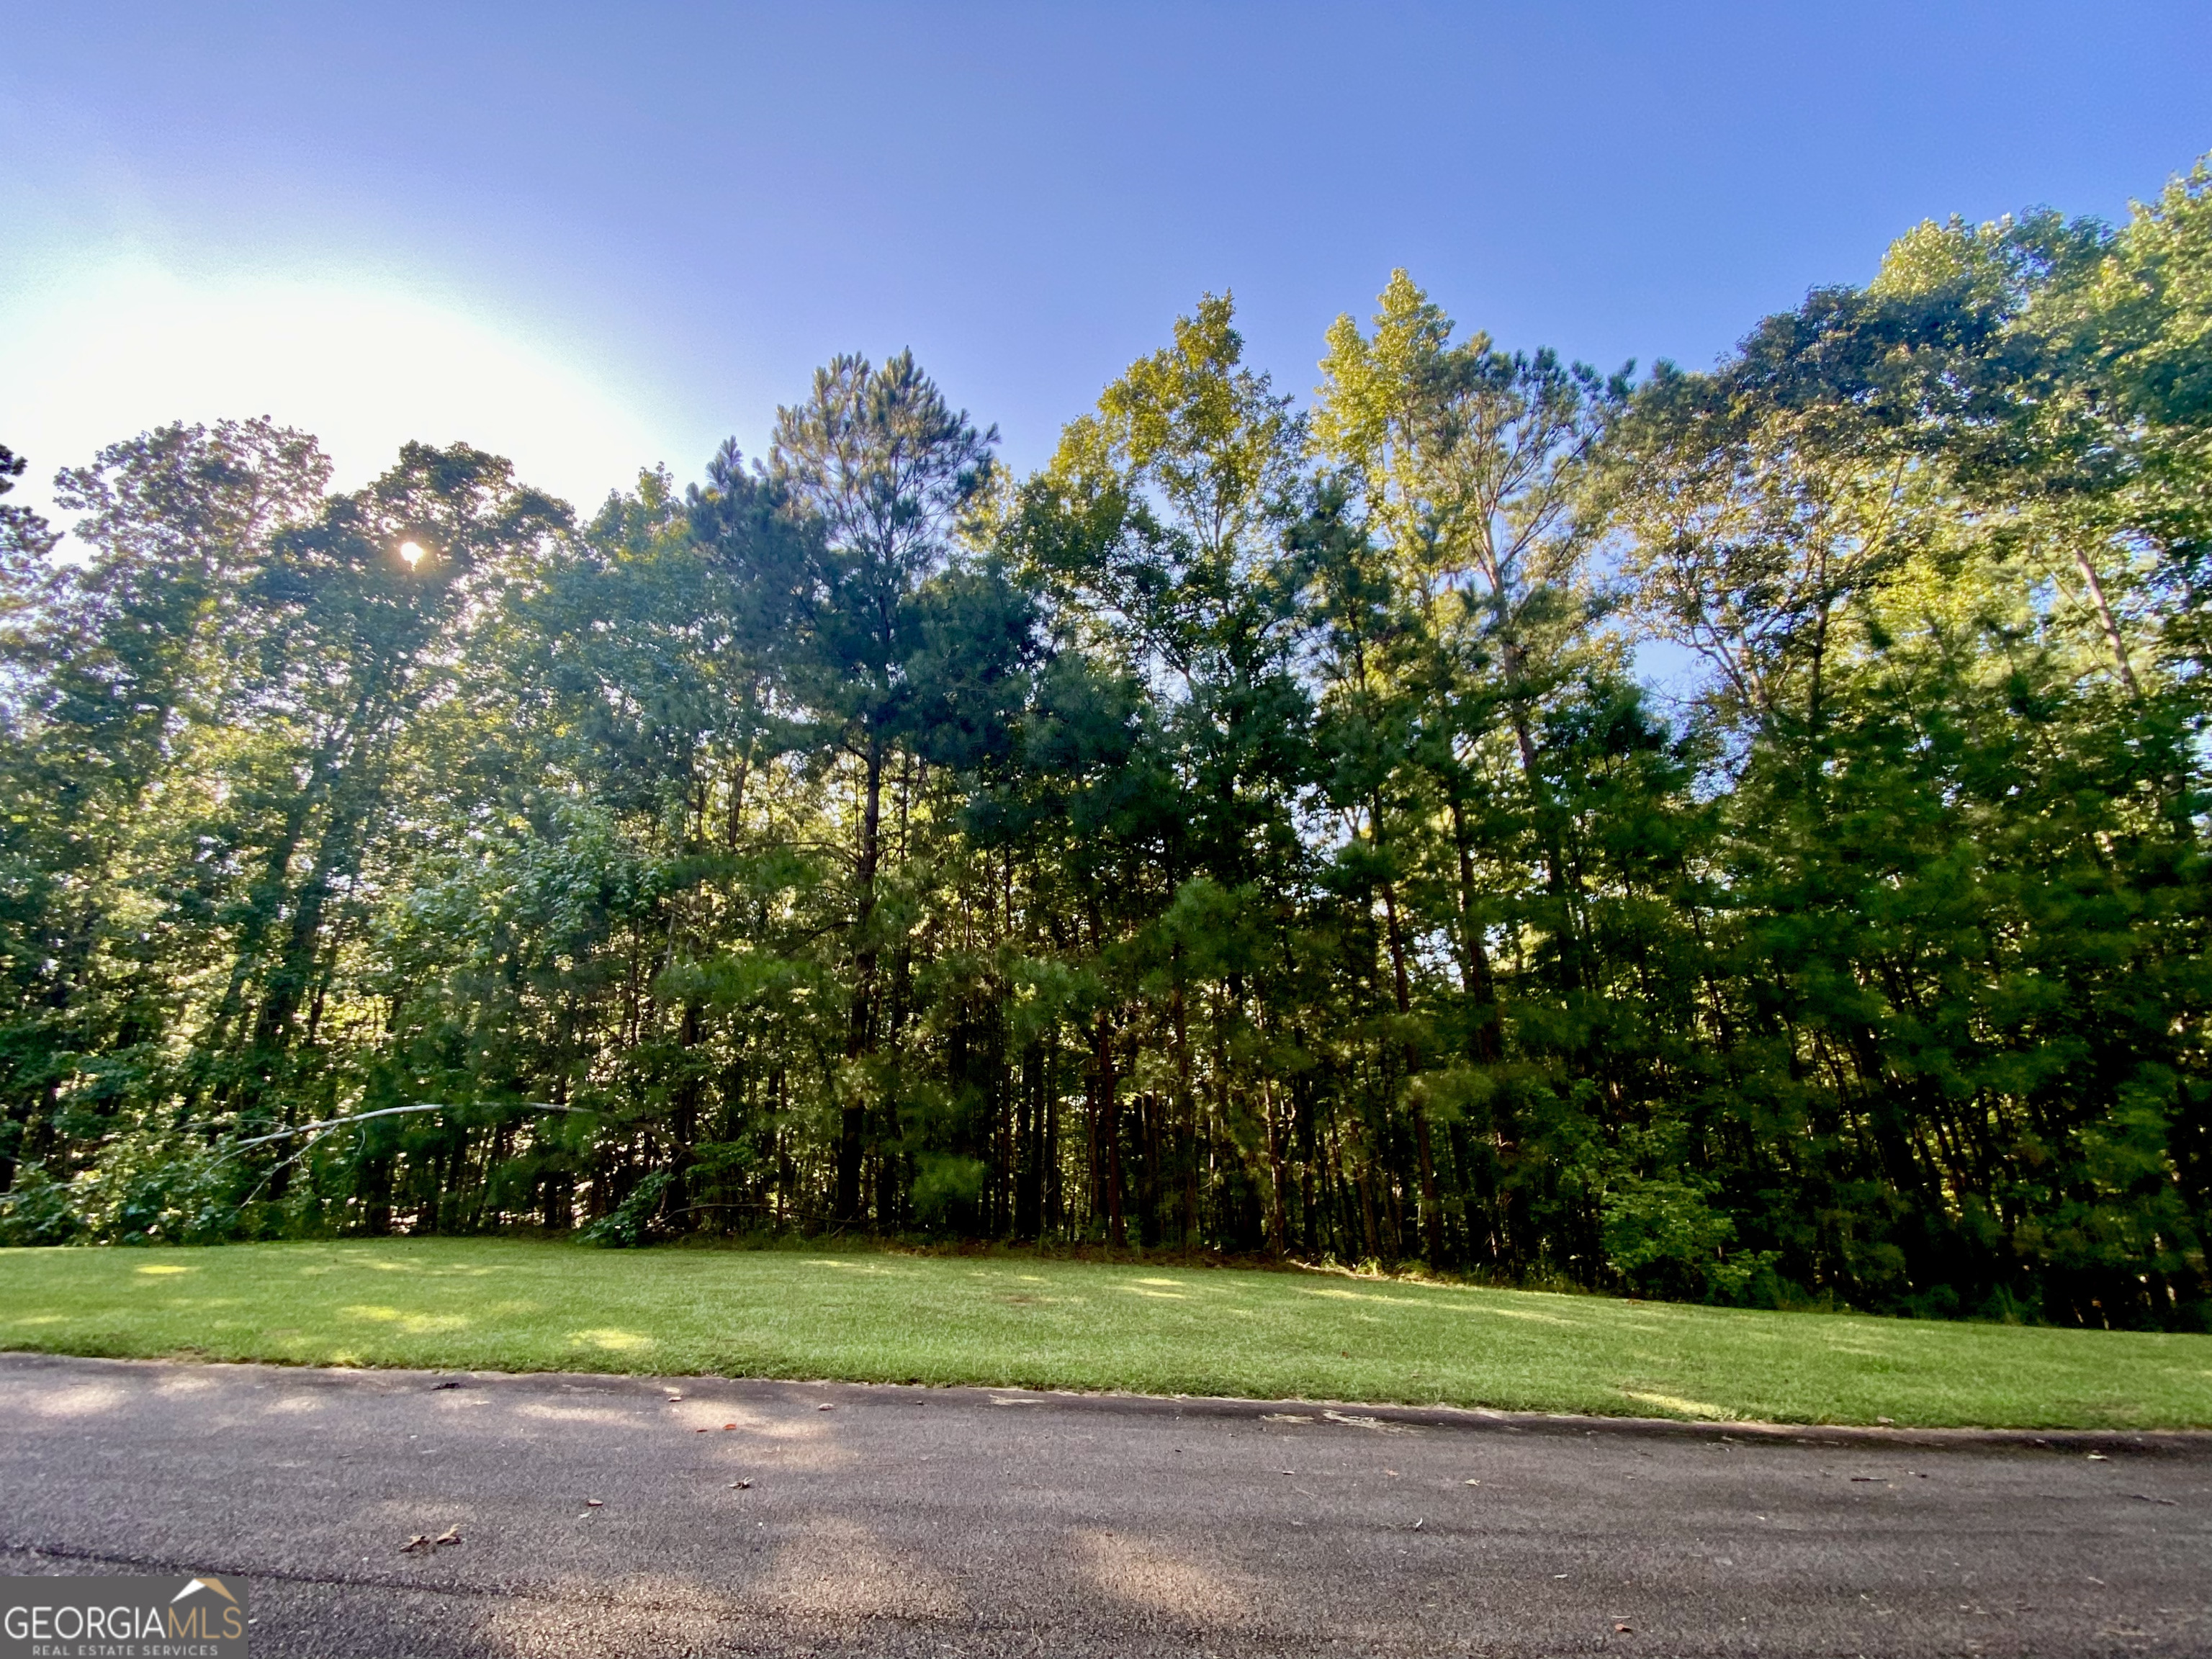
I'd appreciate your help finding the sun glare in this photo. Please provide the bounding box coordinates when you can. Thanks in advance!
[0,258,689,539]
[398,541,426,568]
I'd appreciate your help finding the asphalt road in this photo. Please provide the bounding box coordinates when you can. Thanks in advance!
[1,1354,2206,1658]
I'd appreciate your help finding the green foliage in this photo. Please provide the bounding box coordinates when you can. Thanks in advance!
[4,154,2211,1334]
[577,1170,673,1248]
[0,1164,78,1246]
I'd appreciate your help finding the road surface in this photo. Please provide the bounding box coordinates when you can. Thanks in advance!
[1,1352,2206,1656]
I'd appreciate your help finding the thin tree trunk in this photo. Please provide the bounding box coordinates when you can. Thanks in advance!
[1094,1010,1125,1248]
[1377,815,1446,1266]
[1263,1070,1288,1255]
[1449,796,1503,1063]
[2069,544,2141,696]
[724,735,755,849]
[837,739,884,1223]
[1173,974,1197,1249]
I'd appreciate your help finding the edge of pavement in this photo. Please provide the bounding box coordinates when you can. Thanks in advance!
[6,1347,2209,1456]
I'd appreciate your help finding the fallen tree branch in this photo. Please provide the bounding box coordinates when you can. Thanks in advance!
[0,1102,598,1210]
[226,1101,594,1150]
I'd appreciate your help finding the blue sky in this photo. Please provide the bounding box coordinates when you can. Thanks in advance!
[3,2,2208,517]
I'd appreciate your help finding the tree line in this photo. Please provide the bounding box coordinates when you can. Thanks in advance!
[3,163,2208,1328]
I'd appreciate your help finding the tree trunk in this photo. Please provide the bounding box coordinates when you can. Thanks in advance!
[1449,796,1504,1063]
[724,735,755,849]
[1263,1071,1289,1255]
[2069,544,2141,696]
[1377,808,1446,1266]
[837,739,884,1223]
[1094,1011,1125,1248]
[1172,970,1197,1248]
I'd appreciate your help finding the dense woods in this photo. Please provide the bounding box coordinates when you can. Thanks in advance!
[4,164,2209,1331]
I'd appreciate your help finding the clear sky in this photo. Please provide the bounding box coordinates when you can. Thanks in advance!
[3,2,2208,525]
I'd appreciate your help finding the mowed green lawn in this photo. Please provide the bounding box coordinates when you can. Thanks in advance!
[1,1238,2206,1429]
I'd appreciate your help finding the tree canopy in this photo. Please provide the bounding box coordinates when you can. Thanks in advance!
[5,161,2211,1331]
